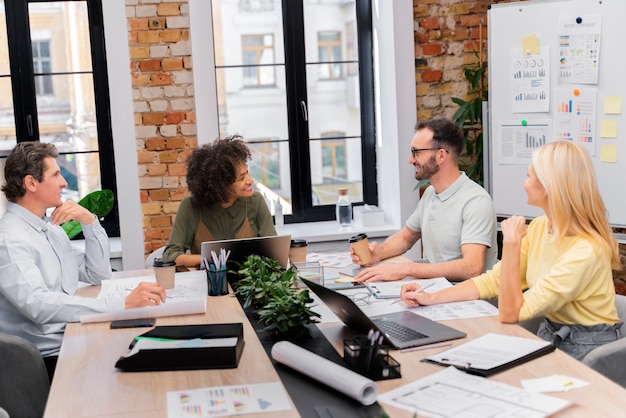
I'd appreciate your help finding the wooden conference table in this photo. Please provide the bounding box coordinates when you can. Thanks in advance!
[44,268,626,418]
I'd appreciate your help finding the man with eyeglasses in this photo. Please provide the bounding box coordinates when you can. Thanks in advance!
[353,118,498,283]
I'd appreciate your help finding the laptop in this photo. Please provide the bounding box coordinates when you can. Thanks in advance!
[200,234,291,270]
[302,277,466,349]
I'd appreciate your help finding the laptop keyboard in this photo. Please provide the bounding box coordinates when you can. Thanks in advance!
[372,318,428,342]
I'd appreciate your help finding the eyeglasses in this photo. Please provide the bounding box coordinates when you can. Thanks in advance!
[350,292,372,306]
[410,147,449,158]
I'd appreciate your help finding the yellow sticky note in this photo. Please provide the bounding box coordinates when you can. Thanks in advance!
[600,144,618,163]
[600,120,618,138]
[521,34,540,56]
[605,96,622,114]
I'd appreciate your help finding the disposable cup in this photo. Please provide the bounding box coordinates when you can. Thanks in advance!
[289,239,308,265]
[153,258,176,289]
[349,233,371,265]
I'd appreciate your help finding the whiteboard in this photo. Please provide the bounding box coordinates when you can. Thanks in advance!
[487,0,626,226]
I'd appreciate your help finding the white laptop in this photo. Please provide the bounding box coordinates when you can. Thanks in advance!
[200,234,292,270]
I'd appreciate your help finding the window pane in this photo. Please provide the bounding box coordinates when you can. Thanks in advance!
[37,73,98,153]
[215,65,291,210]
[305,64,361,138]
[57,151,102,202]
[0,0,17,150]
[241,35,276,86]
[248,140,292,214]
[212,0,284,67]
[304,3,358,66]
[310,137,362,205]
[29,1,93,73]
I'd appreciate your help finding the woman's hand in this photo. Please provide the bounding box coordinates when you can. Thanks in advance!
[501,215,528,245]
[400,282,434,307]
[125,282,166,309]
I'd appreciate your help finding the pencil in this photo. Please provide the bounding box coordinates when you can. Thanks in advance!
[389,282,435,304]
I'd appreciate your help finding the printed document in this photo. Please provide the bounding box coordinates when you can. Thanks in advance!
[378,366,571,417]
[167,382,291,417]
[80,270,207,323]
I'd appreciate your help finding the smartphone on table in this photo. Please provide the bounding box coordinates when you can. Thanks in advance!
[110,318,156,329]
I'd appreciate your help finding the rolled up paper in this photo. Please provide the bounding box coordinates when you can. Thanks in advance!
[270,340,379,406]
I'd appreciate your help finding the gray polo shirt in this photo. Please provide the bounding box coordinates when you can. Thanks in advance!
[406,172,498,271]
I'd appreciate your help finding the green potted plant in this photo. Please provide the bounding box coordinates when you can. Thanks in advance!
[232,255,320,339]
[62,189,115,239]
[451,52,488,186]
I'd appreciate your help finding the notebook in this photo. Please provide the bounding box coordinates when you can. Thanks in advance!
[302,278,466,350]
[200,234,292,270]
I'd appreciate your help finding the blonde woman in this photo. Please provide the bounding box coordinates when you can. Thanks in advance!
[401,141,622,360]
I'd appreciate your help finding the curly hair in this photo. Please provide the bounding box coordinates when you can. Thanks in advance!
[2,141,59,202]
[187,135,252,206]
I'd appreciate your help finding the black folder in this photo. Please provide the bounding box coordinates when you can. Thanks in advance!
[421,333,555,377]
[115,323,245,372]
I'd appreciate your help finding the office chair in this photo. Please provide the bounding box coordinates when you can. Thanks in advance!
[145,245,166,269]
[582,294,626,388]
[0,332,50,418]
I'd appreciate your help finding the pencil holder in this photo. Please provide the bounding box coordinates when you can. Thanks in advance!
[343,336,401,381]
[206,266,229,296]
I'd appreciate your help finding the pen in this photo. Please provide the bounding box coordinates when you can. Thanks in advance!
[390,282,435,304]
[400,341,452,353]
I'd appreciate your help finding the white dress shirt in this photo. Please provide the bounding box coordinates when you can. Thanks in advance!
[0,202,123,356]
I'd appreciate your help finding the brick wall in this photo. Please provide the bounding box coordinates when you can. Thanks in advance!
[126,0,195,256]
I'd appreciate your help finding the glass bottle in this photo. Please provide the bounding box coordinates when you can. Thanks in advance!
[274,198,284,227]
[336,188,352,227]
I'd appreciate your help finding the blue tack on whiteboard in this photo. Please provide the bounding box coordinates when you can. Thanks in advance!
[576,17,582,24]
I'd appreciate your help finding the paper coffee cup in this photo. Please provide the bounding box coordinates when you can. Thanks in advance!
[153,258,176,289]
[289,239,308,264]
[349,233,371,265]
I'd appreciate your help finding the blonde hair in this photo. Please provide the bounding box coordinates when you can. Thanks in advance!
[532,141,620,270]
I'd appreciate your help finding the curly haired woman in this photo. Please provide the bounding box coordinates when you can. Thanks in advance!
[163,135,276,269]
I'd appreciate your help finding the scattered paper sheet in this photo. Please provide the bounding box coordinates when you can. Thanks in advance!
[521,374,589,393]
[378,366,572,417]
[306,252,353,268]
[166,382,291,417]
[365,277,452,299]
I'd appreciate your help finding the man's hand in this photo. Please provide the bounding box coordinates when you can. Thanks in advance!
[354,262,409,283]
[400,282,434,307]
[125,282,166,309]
[50,200,95,225]
[350,241,381,266]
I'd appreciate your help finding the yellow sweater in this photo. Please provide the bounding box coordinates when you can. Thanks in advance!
[473,216,619,325]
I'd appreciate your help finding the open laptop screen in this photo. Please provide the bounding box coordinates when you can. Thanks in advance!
[200,235,291,271]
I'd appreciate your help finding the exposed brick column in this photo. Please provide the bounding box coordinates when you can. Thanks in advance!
[126,0,196,257]
[413,0,493,121]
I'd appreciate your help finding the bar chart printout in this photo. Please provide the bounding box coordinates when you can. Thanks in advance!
[553,87,597,155]
[498,120,551,164]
